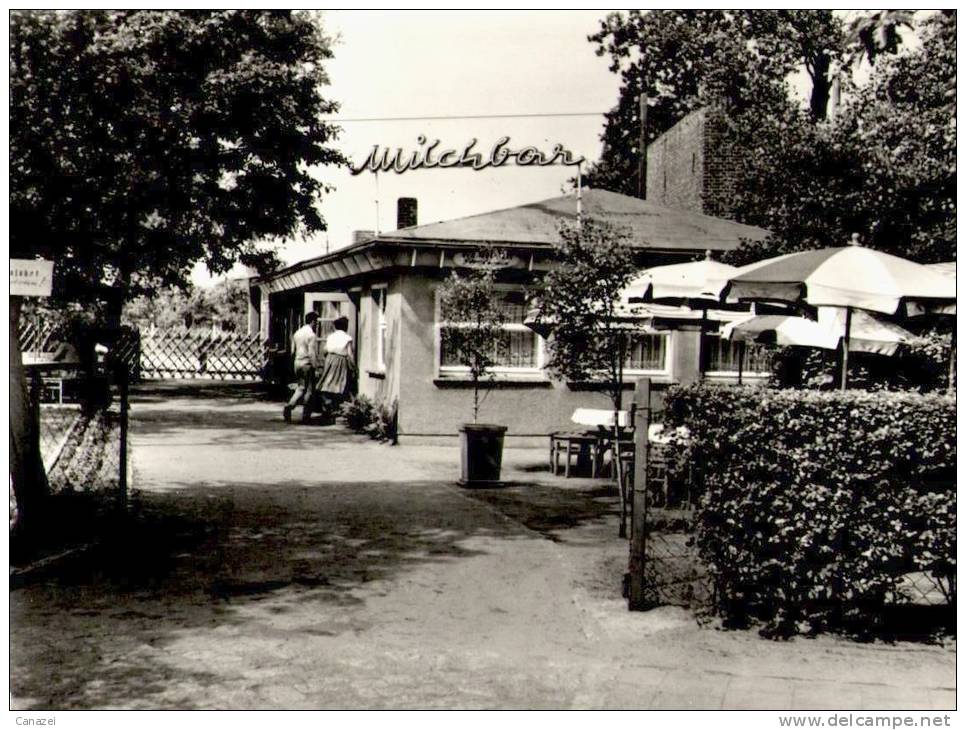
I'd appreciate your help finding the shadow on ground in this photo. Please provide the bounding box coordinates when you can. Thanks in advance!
[10,470,626,709]
[461,481,621,543]
[10,479,523,709]
[130,380,277,403]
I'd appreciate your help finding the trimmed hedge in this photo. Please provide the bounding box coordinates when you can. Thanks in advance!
[664,385,955,637]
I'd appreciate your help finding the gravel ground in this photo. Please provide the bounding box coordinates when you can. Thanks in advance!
[9,381,956,710]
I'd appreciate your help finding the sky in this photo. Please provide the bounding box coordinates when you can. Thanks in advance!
[193,10,621,284]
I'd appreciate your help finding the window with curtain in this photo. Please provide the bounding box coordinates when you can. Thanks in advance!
[439,291,541,371]
[623,333,669,372]
[705,336,772,373]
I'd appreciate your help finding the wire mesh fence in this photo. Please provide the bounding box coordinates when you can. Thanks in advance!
[640,520,712,610]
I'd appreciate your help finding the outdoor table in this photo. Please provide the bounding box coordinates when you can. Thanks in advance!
[570,407,630,429]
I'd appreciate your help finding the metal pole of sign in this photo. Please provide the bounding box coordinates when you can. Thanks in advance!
[374,170,381,236]
[637,90,648,200]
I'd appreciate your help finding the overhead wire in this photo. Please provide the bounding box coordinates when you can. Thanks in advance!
[322,111,608,123]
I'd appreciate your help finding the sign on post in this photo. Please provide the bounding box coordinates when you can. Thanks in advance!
[10,259,54,297]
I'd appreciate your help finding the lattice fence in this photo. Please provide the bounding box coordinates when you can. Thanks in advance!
[140,329,269,380]
[18,318,61,353]
[18,318,141,382]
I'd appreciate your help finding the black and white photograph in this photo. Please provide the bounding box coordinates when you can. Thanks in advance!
[8,7,957,718]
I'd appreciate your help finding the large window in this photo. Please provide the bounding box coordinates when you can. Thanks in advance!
[623,333,669,373]
[704,336,772,374]
[438,290,542,373]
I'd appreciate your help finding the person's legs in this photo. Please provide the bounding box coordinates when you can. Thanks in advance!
[299,368,315,423]
[284,364,312,422]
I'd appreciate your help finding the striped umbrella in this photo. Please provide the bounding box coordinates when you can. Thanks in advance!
[725,240,956,389]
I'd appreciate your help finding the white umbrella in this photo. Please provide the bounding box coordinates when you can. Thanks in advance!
[724,238,956,388]
[623,252,738,304]
[723,311,912,353]
[721,315,841,350]
[721,310,913,384]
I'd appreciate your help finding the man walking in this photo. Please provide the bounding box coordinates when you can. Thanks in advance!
[283,311,320,423]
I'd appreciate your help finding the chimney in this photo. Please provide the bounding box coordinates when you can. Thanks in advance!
[397,197,418,230]
[352,230,375,244]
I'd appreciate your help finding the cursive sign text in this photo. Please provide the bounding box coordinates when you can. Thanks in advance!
[349,136,585,175]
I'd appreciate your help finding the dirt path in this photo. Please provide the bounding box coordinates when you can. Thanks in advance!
[10,382,955,710]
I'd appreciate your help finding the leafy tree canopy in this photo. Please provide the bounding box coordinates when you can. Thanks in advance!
[11,10,346,311]
[725,11,955,264]
[586,10,954,264]
[124,279,250,332]
[584,10,843,194]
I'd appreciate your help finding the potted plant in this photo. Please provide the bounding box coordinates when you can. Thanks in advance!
[438,250,510,486]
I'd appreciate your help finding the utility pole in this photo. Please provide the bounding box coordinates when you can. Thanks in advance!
[637,90,649,200]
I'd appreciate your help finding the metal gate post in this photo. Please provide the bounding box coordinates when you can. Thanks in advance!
[628,376,652,611]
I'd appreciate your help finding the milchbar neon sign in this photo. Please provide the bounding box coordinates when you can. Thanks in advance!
[349,135,585,175]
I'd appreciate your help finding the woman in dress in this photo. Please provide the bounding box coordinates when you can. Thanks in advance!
[316,316,355,406]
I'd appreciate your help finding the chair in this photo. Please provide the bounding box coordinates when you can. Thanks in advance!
[549,431,601,478]
[647,444,671,508]
[597,429,635,480]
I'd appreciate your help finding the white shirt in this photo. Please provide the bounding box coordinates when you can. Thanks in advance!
[325,330,353,356]
[292,324,319,367]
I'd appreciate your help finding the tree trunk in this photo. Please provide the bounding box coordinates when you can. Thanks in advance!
[809,53,832,121]
[9,296,49,540]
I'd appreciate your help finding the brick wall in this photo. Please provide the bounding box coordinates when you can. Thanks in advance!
[701,110,740,220]
[645,106,739,220]
[646,108,706,212]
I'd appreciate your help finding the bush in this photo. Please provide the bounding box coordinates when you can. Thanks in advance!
[664,385,955,637]
[340,395,397,443]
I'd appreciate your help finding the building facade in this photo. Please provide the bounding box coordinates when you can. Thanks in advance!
[249,190,769,441]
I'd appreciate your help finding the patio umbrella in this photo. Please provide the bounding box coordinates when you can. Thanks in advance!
[721,315,841,350]
[726,243,955,315]
[623,252,751,378]
[724,239,956,388]
[905,263,957,316]
[721,310,913,384]
[623,252,738,304]
[815,307,913,356]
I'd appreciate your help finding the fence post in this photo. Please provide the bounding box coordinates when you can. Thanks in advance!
[628,376,652,611]
[118,369,129,509]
